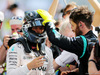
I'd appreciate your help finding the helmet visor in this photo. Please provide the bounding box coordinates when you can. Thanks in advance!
[31,18,43,27]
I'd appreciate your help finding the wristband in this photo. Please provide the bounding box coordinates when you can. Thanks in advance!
[88,59,96,64]
[3,44,7,50]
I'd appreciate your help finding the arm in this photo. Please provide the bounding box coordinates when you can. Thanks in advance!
[53,60,60,71]
[0,35,10,65]
[37,9,84,57]
[88,0,100,27]
[88,0,100,13]
[48,0,59,18]
[45,22,83,57]
[0,45,7,65]
[88,47,100,75]
[88,61,100,75]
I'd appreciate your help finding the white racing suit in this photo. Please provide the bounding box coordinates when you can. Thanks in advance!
[6,43,55,75]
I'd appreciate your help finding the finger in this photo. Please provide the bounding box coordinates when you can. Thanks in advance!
[38,60,45,63]
[36,59,46,63]
[67,71,71,73]
[38,64,44,67]
[6,38,10,42]
[4,35,10,38]
[37,56,44,59]
[37,62,44,67]
[4,39,10,45]
[61,72,67,75]
[61,71,67,75]
[36,61,44,66]
[4,38,10,42]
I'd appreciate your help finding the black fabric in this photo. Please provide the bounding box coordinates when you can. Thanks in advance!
[96,63,100,70]
[50,44,62,59]
[16,37,31,53]
[67,72,79,75]
[45,22,97,75]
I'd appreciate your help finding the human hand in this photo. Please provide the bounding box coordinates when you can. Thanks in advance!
[37,9,55,26]
[61,71,71,75]
[3,35,11,49]
[27,56,45,70]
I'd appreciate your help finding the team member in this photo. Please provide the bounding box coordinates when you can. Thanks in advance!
[37,6,97,75]
[6,11,54,75]
[0,16,23,65]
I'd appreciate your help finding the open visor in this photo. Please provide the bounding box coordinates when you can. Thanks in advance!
[30,18,44,27]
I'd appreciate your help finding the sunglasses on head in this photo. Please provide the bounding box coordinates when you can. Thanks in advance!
[62,8,77,17]
[11,16,23,20]
[63,10,72,17]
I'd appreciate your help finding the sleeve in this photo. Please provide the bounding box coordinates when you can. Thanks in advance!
[6,44,30,75]
[55,50,79,67]
[45,22,85,57]
[45,47,55,75]
[55,50,75,67]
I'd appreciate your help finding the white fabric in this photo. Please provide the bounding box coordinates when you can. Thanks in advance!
[0,11,4,21]
[15,9,25,18]
[6,43,55,75]
[55,50,80,67]
[9,19,23,25]
[92,25,98,37]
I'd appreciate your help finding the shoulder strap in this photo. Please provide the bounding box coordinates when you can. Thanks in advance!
[80,35,87,58]
[16,37,31,53]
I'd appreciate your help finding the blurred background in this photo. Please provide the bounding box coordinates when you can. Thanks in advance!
[0,0,100,40]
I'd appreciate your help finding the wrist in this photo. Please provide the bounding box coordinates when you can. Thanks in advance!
[27,63,32,70]
[3,44,7,50]
[89,56,95,61]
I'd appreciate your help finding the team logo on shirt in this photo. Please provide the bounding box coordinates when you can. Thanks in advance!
[32,66,47,71]
[11,46,15,51]
[23,56,33,59]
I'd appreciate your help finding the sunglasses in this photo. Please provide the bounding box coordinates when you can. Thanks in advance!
[62,8,77,17]
[11,16,23,20]
[63,10,72,17]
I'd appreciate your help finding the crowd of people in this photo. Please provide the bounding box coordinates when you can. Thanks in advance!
[0,0,100,75]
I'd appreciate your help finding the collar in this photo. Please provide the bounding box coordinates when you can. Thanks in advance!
[84,30,97,39]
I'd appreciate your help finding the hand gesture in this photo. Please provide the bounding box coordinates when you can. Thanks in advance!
[27,56,46,70]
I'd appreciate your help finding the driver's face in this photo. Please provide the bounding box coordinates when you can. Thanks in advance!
[32,26,44,34]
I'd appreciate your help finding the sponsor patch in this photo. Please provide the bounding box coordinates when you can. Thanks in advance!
[11,46,15,51]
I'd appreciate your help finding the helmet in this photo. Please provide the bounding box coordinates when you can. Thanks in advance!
[22,10,47,44]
